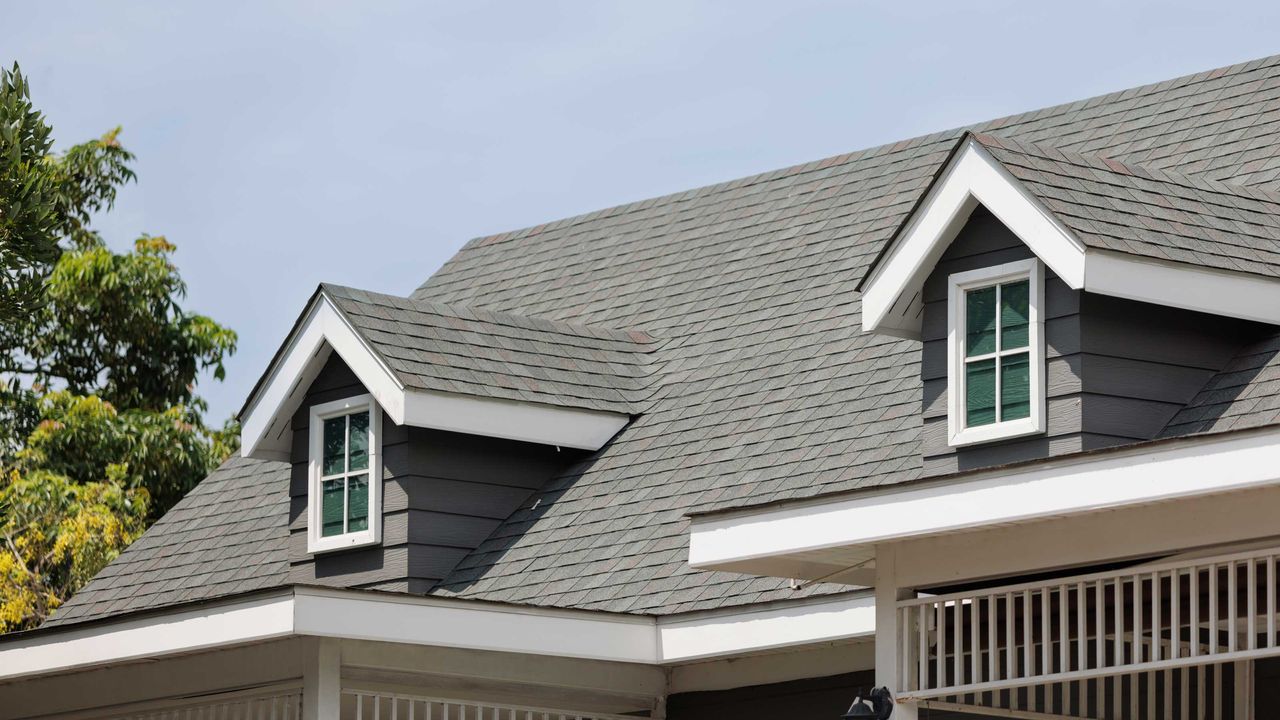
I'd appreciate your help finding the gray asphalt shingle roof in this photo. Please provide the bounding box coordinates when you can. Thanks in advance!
[322,284,659,415]
[973,132,1280,278]
[44,456,289,627]
[42,53,1280,629]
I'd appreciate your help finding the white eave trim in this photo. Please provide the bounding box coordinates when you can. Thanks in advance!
[861,139,1280,337]
[688,425,1280,575]
[0,587,876,680]
[239,292,629,459]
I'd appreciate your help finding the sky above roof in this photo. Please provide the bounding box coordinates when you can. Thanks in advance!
[6,1,1280,423]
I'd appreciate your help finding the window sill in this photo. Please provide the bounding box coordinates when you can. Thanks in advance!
[948,417,1044,448]
[308,530,380,555]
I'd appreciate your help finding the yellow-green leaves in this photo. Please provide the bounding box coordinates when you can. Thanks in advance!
[0,469,148,632]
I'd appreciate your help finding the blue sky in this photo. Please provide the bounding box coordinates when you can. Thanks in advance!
[6,1,1280,422]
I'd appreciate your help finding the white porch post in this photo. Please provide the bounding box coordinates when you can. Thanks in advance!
[302,637,341,720]
[875,544,917,720]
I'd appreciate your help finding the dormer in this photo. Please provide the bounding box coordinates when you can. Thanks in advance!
[238,285,655,588]
[860,132,1280,475]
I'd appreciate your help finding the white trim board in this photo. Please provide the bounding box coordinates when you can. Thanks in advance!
[0,587,877,680]
[860,138,1280,338]
[688,425,1280,578]
[239,291,629,459]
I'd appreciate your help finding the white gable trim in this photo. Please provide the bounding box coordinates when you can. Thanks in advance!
[0,587,876,679]
[861,139,1280,337]
[240,292,629,459]
[861,139,1084,338]
[688,425,1280,578]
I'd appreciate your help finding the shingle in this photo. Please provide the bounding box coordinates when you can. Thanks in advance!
[44,52,1280,628]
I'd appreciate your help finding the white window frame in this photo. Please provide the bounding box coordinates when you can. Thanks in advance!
[947,258,1046,447]
[308,393,382,553]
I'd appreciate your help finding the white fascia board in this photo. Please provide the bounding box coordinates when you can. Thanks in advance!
[402,389,629,452]
[689,425,1280,574]
[241,293,629,458]
[241,296,405,460]
[1084,249,1280,325]
[0,593,295,681]
[292,587,660,664]
[0,589,881,679]
[656,593,876,663]
[861,140,1085,337]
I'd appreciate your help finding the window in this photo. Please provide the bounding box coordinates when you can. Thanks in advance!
[947,258,1045,446]
[308,394,381,553]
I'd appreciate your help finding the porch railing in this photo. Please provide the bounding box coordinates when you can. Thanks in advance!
[897,545,1280,717]
[340,690,645,720]
[99,687,302,720]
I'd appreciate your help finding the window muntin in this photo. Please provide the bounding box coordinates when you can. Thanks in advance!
[308,394,381,553]
[947,259,1045,446]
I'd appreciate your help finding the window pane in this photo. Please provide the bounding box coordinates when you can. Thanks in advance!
[965,358,997,426]
[347,475,369,532]
[965,286,997,357]
[321,478,345,537]
[322,416,346,476]
[1001,352,1031,420]
[348,411,370,471]
[1001,280,1030,349]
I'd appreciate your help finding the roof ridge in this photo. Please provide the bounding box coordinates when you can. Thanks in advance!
[320,282,658,347]
[417,51,1280,280]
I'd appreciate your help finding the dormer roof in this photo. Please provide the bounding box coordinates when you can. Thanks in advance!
[860,132,1280,338]
[238,284,657,459]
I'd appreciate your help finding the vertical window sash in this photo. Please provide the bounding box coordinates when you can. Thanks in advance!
[963,276,1033,428]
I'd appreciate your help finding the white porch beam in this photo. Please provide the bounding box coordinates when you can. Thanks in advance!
[689,426,1280,580]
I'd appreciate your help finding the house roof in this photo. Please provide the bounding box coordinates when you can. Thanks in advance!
[320,283,660,415]
[971,132,1280,279]
[43,53,1280,629]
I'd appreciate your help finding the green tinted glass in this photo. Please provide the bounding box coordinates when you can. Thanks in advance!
[1001,353,1031,420]
[347,475,368,532]
[965,286,997,357]
[1000,280,1030,349]
[322,416,345,476]
[321,478,345,537]
[965,358,997,426]
[348,411,369,471]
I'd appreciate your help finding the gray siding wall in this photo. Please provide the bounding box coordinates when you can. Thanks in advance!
[920,207,1263,477]
[288,354,579,591]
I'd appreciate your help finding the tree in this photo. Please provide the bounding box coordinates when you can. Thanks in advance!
[0,64,236,631]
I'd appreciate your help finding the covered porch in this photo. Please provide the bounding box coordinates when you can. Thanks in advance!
[689,426,1280,719]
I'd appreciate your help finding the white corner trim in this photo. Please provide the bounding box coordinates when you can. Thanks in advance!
[656,593,876,663]
[945,258,1046,447]
[0,593,295,681]
[0,588,879,679]
[861,139,1085,338]
[241,292,630,459]
[1084,249,1280,326]
[688,425,1280,574]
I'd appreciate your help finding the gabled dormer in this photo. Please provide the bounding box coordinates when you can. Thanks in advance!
[238,285,656,589]
[861,132,1280,475]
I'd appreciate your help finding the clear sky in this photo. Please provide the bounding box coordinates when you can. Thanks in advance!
[5,1,1280,423]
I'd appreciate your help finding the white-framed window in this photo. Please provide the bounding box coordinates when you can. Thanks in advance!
[307,394,381,553]
[947,258,1046,447]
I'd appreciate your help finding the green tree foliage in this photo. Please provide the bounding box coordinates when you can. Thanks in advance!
[0,64,236,631]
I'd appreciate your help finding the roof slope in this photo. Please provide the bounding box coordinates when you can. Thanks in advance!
[44,456,289,627]
[42,53,1280,628]
[972,132,1280,278]
[323,284,659,415]
[416,54,1280,614]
